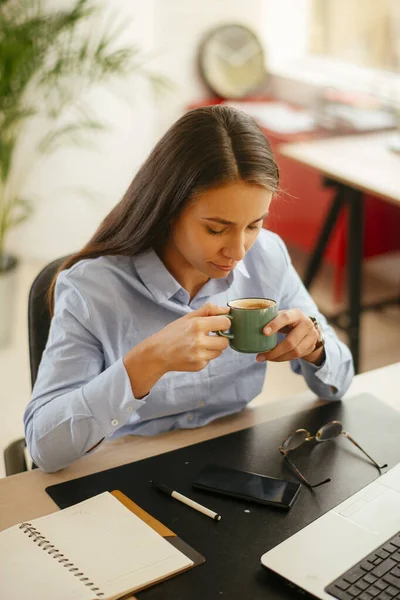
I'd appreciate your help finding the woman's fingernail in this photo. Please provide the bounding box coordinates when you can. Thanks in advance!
[264,327,272,335]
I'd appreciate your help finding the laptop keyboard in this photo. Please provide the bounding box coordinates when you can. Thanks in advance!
[326,531,400,600]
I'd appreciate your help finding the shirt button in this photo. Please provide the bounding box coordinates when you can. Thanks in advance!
[111,419,119,426]
[187,415,193,421]
[125,406,133,413]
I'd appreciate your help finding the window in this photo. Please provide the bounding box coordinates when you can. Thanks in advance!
[310,0,400,72]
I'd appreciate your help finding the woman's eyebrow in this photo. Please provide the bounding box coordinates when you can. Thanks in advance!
[201,213,269,225]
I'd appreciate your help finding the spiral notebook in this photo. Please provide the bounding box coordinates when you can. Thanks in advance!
[0,490,204,600]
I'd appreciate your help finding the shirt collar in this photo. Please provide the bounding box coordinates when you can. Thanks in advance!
[235,258,250,279]
[132,250,181,303]
[132,250,251,303]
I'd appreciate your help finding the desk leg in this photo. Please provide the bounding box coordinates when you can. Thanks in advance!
[304,185,345,289]
[346,187,364,375]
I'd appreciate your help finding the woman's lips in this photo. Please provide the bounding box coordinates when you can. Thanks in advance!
[210,262,235,272]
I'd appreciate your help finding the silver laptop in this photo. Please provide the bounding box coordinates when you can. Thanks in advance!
[261,462,400,600]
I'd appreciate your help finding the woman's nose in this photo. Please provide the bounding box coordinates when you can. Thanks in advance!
[222,234,246,261]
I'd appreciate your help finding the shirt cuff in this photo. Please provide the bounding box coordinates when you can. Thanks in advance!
[82,358,147,435]
[299,337,343,395]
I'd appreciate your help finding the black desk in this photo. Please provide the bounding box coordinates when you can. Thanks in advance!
[47,394,400,600]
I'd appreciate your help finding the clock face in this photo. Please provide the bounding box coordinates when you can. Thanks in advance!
[198,24,266,99]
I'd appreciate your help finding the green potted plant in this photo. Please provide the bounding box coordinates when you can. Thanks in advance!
[0,0,165,345]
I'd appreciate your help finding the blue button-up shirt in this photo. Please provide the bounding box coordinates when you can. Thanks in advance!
[24,230,353,472]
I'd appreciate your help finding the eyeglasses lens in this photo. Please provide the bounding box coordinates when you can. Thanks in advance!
[283,430,309,451]
[317,421,343,441]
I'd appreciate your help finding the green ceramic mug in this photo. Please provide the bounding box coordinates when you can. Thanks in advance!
[216,297,278,353]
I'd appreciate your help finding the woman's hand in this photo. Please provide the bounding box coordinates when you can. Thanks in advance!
[123,303,231,398]
[154,302,231,373]
[256,308,325,366]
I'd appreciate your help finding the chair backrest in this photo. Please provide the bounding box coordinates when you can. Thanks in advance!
[4,256,69,476]
[28,256,69,387]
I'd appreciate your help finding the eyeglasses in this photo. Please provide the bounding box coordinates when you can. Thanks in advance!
[279,421,387,489]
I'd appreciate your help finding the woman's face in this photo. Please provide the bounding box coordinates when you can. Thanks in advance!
[163,181,273,287]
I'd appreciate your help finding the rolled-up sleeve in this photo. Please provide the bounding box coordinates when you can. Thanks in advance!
[24,272,147,473]
[276,237,354,400]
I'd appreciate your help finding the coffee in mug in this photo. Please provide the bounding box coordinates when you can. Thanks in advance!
[217,297,278,353]
[229,299,276,310]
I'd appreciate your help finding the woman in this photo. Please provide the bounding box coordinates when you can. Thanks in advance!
[24,105,354,472]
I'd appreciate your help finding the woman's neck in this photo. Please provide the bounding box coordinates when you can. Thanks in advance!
[157,246,209,301]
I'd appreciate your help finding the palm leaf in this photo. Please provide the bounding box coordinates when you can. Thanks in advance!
[39,119,106,153]
[0,0,170,263]
[7,197,33,228]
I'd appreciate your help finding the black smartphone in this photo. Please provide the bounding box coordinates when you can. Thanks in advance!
[192,463,302,510]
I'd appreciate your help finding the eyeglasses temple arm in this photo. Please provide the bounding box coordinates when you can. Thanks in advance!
[343,432,388,471]
[281,452,331,489]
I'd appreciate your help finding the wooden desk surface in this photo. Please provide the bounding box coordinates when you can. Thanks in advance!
[279,131,400,206]
[1,361,399,534]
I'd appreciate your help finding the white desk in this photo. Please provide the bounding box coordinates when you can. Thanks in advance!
[280,132,400,206]
[280,132,400,373]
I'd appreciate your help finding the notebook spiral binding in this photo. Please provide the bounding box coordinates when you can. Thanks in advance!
[19,522,105,597]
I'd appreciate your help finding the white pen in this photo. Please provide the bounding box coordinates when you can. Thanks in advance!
[151,480,222,522]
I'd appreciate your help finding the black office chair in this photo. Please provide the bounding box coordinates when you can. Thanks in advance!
[4,256,68,476]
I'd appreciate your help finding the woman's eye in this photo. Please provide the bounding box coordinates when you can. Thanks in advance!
[207,227,225,236]
[206,225,260,235]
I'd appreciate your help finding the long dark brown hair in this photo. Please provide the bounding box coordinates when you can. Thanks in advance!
[48,105,279,313]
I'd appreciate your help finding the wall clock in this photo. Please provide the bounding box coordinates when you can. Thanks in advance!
[198,24,267,98]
